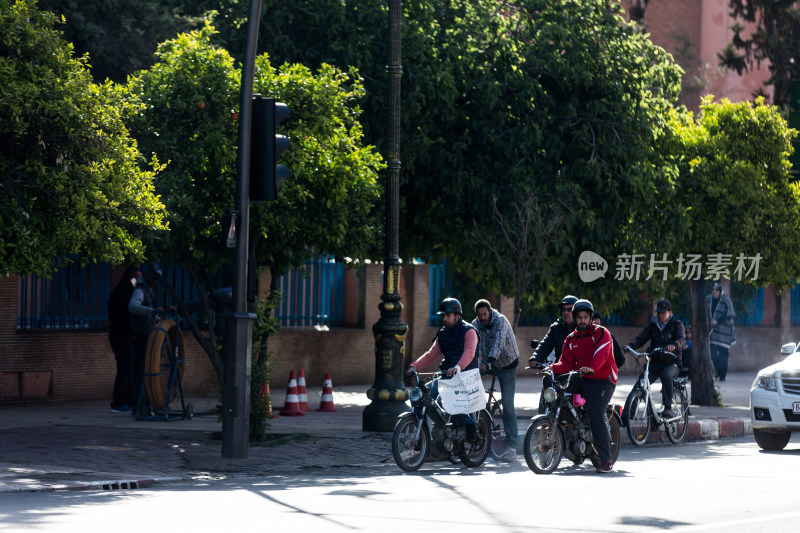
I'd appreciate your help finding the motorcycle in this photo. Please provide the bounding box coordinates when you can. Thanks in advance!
[391,370,491,472]
[523,364,622,474]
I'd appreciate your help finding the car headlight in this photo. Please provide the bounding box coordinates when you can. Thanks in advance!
[409,387,422,402]
[542,387,557,404]
[753,373,777,391]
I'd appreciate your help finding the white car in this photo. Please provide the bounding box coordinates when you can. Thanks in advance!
[750,342,800,450]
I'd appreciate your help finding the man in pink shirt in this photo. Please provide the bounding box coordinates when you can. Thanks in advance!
[405,297,480,440]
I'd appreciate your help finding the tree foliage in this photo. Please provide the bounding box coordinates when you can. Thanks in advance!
[719,0,800,106]
[0,0,167,277]
[37,0,206,83]
[122,24,383,383]
[661,96,800,404]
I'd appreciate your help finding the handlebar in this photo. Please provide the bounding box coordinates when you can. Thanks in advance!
[624,346,669,359]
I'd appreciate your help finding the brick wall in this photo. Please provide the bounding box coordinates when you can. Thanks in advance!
[2,268,797,404]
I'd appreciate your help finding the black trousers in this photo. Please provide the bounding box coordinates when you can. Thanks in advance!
[132,334,149,409]
[647,362,679,408]
[561,374,616,463]
[109,332,134,407]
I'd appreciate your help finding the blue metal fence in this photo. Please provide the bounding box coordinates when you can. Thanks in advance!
[276,253,344,327]
[429,260,455,326]
[17,261,112,330]
[791,281,800,326]
[737,287,764,326]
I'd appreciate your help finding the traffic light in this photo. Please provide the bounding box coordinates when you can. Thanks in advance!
[250,94,291,201]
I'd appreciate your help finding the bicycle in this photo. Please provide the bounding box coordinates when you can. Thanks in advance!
[481,368,509,460]
[622,346,690,445]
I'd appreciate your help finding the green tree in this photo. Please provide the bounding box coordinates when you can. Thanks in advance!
[123,24,383,388]
[662,96,800,404]
[37,0,205,83]
[719,0,800,106]
[0,0,167,277]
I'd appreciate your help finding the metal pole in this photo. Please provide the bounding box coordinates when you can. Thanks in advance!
[363,0,409,432]
[222,0,261,458]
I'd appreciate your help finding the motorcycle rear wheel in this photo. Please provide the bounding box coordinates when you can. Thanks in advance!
[459,411,491,467]
[391,417,429,472]
[523,418,563,474]
[624,389,651,446]
[589,413,622,468]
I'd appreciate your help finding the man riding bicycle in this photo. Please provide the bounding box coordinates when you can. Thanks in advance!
[624,299,686,419]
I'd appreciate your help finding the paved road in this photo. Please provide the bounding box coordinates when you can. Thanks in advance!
[2,436,799,533]
[0,373,756,492]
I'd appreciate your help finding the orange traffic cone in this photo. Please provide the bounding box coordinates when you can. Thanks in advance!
[260,383,278,418]
[317,373,338,412]
[279,370,305,416]
[297,369,312,411]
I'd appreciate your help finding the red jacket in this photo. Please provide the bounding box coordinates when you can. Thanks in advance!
[552,324,618,384]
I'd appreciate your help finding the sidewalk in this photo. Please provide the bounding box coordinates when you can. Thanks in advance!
[0,372,755,493]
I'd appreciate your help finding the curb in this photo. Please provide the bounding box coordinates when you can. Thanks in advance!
[0,476,183,494]
[625,416,752,446]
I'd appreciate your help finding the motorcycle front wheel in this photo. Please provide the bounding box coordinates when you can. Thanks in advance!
[391,416,429,472]
[624,389,651,446]
[459,411,491,467]
[523,418,563,474]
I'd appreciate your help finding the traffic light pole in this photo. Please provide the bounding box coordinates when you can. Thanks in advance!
[362,0,409,432]
[221,0,262,459]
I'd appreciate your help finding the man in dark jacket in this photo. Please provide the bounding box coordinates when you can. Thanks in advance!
[107,265,140,413]
[529,295,577,364]
[625,299,686,418]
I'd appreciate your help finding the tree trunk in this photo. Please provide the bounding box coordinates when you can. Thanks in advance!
[688,278,717,405]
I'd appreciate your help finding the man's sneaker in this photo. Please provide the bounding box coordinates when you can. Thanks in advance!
[501,448,517,463]
[110,404,132,413]
[662,407,678,419]
[595,461,613,474]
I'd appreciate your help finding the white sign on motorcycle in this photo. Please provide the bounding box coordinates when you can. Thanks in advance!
[438,368,485,415]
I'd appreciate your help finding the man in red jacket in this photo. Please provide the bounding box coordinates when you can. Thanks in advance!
[551,298,618,473]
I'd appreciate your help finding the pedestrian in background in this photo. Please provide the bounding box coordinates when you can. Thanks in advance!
[107,264,140,413]
[472,299,519,462]
[707,282,736,381]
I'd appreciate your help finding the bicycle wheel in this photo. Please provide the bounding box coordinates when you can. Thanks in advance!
[624,389,651,446]
[391,416,429,472]
[523,418,562,474]
[489,401,509,460]
[666,387,689,444]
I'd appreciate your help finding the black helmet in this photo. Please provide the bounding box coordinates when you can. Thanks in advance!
[437,297,462,315]
[560,295,578,309]
[571,299,594,317]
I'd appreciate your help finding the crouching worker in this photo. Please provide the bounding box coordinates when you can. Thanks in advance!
[405,297,480,441]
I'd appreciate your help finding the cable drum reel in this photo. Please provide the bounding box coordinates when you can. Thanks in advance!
[144,319,186,410]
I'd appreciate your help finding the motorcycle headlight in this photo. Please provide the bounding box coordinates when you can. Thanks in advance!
[409,387,422,402]
[542,387,557,404]
[753,373,777,392]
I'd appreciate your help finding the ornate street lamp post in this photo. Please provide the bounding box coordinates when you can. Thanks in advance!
[362,0,409,432]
